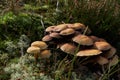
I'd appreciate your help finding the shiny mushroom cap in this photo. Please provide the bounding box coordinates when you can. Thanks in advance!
[49,32,61,38]
[76,49,102,56]
[72,34,93,46]
[45,26,55,32]
[94,41,111,51]
[31,41,48,49]
[60,43,77,54]
[42,35,53,42]
[60,28,75,36]
[95,56,109,65]
[68,23,86,30]
[39,49,51,58]
[27,46,41,54]
[53,24,68,32]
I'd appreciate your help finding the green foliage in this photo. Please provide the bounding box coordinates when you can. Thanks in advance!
[0,54,10,80]
[0,12,44,41]
[0,53,9,66]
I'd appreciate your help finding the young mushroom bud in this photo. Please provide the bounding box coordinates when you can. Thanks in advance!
[31,41,48,49]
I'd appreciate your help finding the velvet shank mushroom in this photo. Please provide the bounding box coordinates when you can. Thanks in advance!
[27,22,118,68]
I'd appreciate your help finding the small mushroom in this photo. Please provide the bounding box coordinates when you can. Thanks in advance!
[103,47,116,58]
[49,32,61,38]
[31,41,48,49]
[109,55,119,67]
[39,49,51,58]
[53,24,68,32]
[42,35,53,42]
[27,46,41,60]
[68,23,86,30]
[27,46,41,54]
[60,43,77,54]
[45,26,55,32]
[94,41,111,51]
[72,34,93,46]
[76,49,102,56]
[95,56,109,65]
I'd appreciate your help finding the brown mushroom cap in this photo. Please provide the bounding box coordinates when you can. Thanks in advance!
[45,26,55,32]
[60,43,77,54]
[90,36,106,42]
[60,28,75,36]
[53,24,68,32]
[95,56,109,65]
[103,47,116,58]
[109,55,119,67]
[72,34,93,46]
[49,32,61,38]
[90,36,100,42]
[27,46,41,54]
[76,49,102,56]
[94,41,111,51]
[42,35,53,42]
[39,49,51,58]
[68,23,86,30]
[31,41,48,49]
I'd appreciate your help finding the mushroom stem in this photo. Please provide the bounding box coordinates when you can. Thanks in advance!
[34,53,39,63]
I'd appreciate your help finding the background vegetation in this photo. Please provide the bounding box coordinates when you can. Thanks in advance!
[0,0,120,80]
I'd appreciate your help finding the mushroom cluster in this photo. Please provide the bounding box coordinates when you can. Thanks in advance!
[27,41,51,60]
[41,23,119,66]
